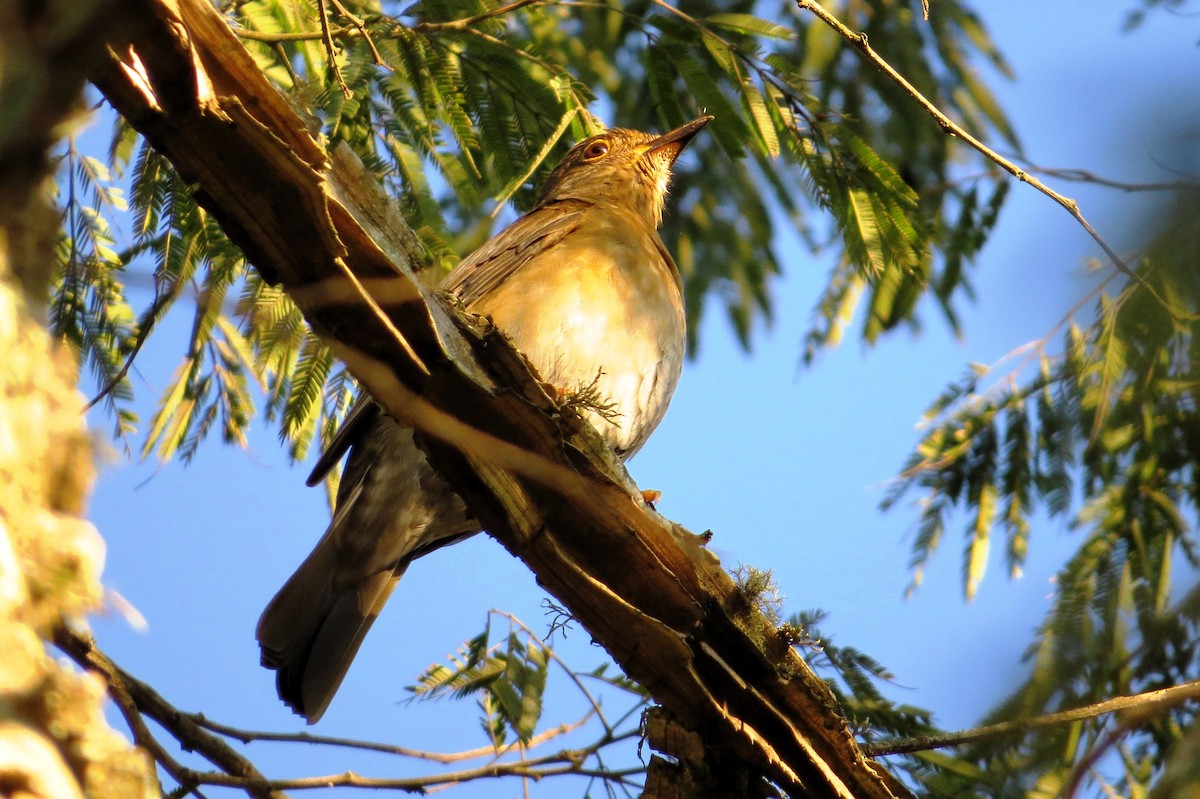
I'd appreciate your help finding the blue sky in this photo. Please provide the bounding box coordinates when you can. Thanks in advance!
[82,4,1198,796]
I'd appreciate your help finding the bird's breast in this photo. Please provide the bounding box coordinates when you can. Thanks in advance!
[473,212,685,457]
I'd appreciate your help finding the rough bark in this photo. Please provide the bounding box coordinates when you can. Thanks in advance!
[89,1,911,796]
[0,2,158,797]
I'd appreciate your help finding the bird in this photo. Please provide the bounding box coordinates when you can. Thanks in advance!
[256,116,712,723]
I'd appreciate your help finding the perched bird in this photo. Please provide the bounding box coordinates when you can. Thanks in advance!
[257,116,712,723]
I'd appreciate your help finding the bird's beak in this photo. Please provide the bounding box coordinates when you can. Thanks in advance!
[644,115,714,163]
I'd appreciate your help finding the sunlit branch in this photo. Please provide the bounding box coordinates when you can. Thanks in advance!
[54,626,284,799]
[315,0,351,97]
[326,0,387,66]
[193,712,601,764]
[54,625,647,795]
[863,680,1200,757]
[412,0,549,32]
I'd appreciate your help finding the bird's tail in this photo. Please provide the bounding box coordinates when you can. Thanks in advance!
[256,534,406,724]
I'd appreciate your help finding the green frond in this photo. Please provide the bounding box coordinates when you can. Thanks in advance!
[281,333,333,462]
[408,622,550,747]
[705,13,793,41]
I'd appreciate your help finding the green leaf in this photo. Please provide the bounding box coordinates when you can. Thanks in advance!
[661,43,746,156]
[281,334,332,461]
[700,30,739,78]
[846,187,886,275]
[966,481,995,601]
[489,105,577,209]
[1088,296,1127,444]
[141,357,198,462]
[742,80,780,158]
[706,13,794,41]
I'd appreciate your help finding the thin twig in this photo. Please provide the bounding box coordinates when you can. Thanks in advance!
[53,626,645,794]
[1025,165,1196,194]
[53,626,287,799]
[316,0,352,98]
[234,0,551,43]
[863,680,1200,756]
[192,711,596,764]
[793,0,1189,320]
[1064,723,1131,799]
[174,762,644,791]
[326,0,388,67]
[412,0,547,32]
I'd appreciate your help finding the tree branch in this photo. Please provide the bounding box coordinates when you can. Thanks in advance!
[315,0,351,97]
[863,680,1200,757]
[55,626,647,794]
[193,711,606,764]
[54,626,287,799]
[89,1,909,796]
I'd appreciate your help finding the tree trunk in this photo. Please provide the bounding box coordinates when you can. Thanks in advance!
[0,2,157,797]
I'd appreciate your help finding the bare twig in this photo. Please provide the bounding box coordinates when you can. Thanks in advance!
[173,762,643,791]
[316,0,352,97]
[326,0,388,67]
[192,712,598,764]
[53,625,644,795]
[411,0,547,32]
[863,680,1200,757]
[1064,723,1130,799]
[53,625,287,799]
[793,0,1190,320]
[1025,165,1197,194]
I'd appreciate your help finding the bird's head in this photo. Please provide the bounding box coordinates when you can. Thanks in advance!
[537,116,713,228]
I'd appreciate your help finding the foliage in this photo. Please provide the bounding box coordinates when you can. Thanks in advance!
[408,612,648,791]
[1122,0,1198,31]
[55,0,1014,465]
[411,618,553,748]
[49,0,1200,796]
[793,609,938,743]
[883,190,1200,795]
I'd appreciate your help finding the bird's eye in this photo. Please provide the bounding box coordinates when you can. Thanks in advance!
[583,140,609,160]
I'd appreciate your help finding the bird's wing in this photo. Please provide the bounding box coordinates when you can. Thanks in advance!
[305,392,381,487]
[441,198,593,307]
[304,199,591,485]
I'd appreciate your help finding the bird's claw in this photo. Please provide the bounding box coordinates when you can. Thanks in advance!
[641,489,662,509]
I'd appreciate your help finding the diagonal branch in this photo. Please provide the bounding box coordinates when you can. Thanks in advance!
[89,1,910,796]
[864,680,1200,757]
[55,625,645,794]
[54,626,288,799]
